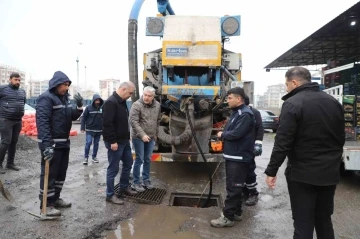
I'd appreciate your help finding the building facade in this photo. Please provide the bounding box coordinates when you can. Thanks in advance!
[99,79,120,100]
[256,83,287,109]
[0,64,26,87]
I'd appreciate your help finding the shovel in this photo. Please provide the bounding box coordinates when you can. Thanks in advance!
[0,160,61,221]
[0,179,15,203]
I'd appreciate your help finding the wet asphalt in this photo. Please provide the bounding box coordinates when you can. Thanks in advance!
[0,126,360,239]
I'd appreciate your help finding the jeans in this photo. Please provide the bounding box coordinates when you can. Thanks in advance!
[104,140,133,198]
[39,148,70,207]
[0,118,22,165]
[223,160,249,221]
[286,166,336,239]
[84,132,101,159]
[132,138,155,184]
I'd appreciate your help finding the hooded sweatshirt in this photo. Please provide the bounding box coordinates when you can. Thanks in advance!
[36,71,83,150]
[81,94,104,135]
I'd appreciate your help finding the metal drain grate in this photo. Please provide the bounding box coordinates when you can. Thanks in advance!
[114,183,167,205]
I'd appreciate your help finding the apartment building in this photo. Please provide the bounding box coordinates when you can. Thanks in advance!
[99,79,120,100]
[0,64,26,86]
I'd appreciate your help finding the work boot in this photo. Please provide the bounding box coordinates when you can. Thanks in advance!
[6,164,20,171]
[234,214,242,221]
[245,194,259,206]
[143,181,154,190]
[106,195,124,205]
[117,186,138,197]
[40,206,61,217]
[210,213,235,228]
[83,158,88,165]
[54,198,72,208]
[92,158,99,163]
[131,183,145,192]
[0,165,5,174]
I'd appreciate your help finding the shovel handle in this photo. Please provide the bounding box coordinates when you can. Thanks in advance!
[41,160,50,214]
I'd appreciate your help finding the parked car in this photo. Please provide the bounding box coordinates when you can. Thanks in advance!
[24,103,36,114]
[258,110,279,132]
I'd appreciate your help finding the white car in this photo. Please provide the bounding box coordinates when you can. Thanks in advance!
[24,103,36,114]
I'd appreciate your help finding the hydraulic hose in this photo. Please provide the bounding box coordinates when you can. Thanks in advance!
[185,105,213,208]
[128,0,146,102]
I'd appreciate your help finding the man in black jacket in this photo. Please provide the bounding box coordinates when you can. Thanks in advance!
[0,72,26,173]
[243,95,264,206]
[210,87,255,228]
[265,66,345,239]
[36,71,84,216]
[103,81,138,205]
[81,94,104,165]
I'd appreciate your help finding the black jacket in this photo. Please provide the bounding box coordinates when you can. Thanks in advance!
[265,83,345,186]
[222,104,255,162]
[81,94,104,135]
[36,71,83,150]
[250,107,264,142]
[0,84,26,120]
[102,91,130,143]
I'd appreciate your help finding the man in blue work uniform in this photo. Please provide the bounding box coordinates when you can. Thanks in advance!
[81,94,104,165]
[36,71,84,216]
[211,87,255,228]
[243,95,264,206]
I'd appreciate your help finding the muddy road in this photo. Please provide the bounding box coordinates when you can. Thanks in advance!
[1,127,360,239]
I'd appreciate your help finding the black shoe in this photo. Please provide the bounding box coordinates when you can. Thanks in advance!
[6,164,20,171]
[0,165,5,174]
[245,194,259,206]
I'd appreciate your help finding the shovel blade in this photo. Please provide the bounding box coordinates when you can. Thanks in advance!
[0,179,15,203]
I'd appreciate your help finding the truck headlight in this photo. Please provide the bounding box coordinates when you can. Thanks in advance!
[147,17,164,35]
[222,17,239,35]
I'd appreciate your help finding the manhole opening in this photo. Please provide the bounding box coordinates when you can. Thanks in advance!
[169,193,221,208]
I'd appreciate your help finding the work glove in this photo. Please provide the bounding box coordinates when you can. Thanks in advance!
[73,92,84,107]
[254,141,262,156]
[43,147,54,161]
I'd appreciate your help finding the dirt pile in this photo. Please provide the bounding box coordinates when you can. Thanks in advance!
[16,135,38,151]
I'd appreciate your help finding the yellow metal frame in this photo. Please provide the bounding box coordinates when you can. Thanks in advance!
[162,41,222,66]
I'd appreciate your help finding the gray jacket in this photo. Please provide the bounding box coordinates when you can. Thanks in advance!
[129,96,161,139]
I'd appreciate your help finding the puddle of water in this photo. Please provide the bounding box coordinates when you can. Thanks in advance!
[260,194,273,202]
[105,204,202,239]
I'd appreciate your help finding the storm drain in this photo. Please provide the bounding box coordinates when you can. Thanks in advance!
[169,193,221,208]
[114,183,167,205]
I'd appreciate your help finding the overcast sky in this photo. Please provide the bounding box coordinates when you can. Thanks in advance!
[0,0,358,94]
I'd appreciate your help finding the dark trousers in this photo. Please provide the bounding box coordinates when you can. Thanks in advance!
[286,167,336,239]
[39,148,70,207]
[104,140,133,198]
[243,157,258,196]
[223,160,249,221]
[0,118,22,165]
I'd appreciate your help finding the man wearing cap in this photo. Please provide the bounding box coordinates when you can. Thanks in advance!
[36,71,84,217]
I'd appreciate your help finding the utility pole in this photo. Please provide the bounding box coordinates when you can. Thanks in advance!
[84,65,87,90]
[76,57,79,88]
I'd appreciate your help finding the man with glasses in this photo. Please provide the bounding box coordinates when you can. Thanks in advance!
[103,81,138,205]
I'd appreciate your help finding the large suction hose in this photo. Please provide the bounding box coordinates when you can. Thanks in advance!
[128,0,145,102]
[185,104,213,208]
[128,0,175,102]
